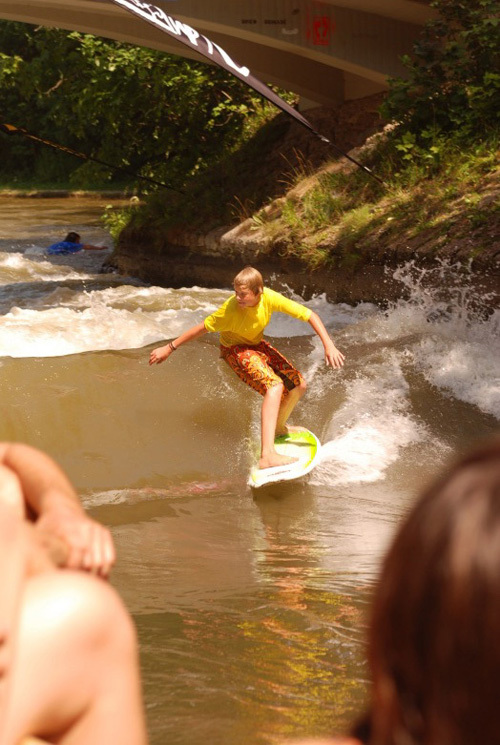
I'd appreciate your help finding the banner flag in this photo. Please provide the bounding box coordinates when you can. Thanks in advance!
[109,0,319,137]
[108,0,383,183]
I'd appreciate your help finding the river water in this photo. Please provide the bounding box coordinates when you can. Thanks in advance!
[1,197,499,744]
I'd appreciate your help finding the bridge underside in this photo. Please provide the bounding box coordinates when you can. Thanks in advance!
[0,1,434,106]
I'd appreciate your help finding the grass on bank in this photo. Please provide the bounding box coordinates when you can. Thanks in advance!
[106,114,499,273]
[255,129,500,268]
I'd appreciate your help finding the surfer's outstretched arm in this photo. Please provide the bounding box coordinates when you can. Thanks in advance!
[149,321,208,365]
[308,311,345,368]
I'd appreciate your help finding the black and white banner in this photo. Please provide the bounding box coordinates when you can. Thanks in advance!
[109,0,324,137]
[109,0,381,181]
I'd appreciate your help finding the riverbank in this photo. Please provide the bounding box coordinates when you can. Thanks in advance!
[104,97,499,306]
[0,189,130,199]
[105,219,500,307]
[3,99,498,307]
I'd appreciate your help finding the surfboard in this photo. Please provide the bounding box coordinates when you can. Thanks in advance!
[248,428,321,489]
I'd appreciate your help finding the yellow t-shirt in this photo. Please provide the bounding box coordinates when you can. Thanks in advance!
[204,287,312,347]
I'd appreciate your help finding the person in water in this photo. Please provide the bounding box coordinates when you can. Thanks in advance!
[47,231,108,255]
[149,266,345,470]
[286,437,500,745]
[0,443,147,745]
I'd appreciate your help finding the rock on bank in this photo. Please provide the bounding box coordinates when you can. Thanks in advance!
[105,208,500,306]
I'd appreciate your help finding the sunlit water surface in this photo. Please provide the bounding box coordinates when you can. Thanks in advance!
[1,197,498,744]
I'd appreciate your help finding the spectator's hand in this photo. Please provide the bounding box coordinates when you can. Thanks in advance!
[35,502,115,577]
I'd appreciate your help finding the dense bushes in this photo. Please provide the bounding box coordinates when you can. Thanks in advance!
[382,0,499,138]
[0,22,274,189]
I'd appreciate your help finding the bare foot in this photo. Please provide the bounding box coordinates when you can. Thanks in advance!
[275,425,308,437]
[259,453,298,470]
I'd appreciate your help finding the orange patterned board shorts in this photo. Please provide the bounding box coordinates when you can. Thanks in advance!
[220,340,304,400]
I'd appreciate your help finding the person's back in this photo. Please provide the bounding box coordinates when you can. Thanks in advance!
[287,438,500,745]
[46,239,84,255]
[47,231,107,255]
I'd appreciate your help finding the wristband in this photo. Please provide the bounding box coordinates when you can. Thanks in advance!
[169,341,177,352]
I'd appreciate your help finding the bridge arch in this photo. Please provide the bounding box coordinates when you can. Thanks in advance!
[0,1,435,106]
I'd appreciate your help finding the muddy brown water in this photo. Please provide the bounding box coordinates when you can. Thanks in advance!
[1,198,498,744]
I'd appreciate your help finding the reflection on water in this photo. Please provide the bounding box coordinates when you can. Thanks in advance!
[0,198,499,744]
[106,485,372,745]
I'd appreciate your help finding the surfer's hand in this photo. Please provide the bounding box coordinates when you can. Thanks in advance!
[324,341,345,368]
[149,345,170,365]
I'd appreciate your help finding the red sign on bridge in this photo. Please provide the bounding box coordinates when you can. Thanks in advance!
[306,5,335,46]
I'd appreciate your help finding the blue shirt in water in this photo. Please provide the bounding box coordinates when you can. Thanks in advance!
[47,240,84,255]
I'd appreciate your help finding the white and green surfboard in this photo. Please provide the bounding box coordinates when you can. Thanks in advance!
[248,428,321,489]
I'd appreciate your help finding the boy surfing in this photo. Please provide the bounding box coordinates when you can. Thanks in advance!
[149,267,345,470]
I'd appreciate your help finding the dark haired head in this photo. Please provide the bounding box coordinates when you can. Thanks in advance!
[364,439,500,745]
[64,232,81,243]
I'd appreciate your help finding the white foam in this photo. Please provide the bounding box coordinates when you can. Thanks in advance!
[414,313,500,418]
[0,251,88,284]
[373,262,500,419]
[0,303,167,357]
[266,286,378,337]
[312,355,426,485]
[0,280,379,358]
[0,284,230,357]
[1,256,497,423]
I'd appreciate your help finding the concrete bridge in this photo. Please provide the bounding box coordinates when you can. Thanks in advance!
[0,0,435,107]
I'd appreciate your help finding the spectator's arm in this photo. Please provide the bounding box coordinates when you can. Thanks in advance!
[0,444,115,577]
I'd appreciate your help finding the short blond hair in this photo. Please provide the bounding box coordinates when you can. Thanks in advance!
[233,266,264,294]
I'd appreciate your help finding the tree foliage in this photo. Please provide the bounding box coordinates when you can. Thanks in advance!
[381,0,500,137]
[0,21,275,188]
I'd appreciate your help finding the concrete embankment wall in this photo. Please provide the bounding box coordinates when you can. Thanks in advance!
[105,224,405,305]
[106,216,500,306]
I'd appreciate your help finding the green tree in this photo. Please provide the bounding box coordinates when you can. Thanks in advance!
[0,22,270,188]
[381,0,500,136]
